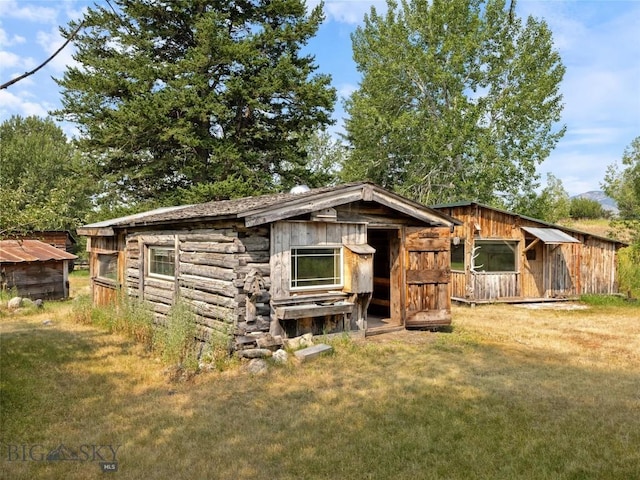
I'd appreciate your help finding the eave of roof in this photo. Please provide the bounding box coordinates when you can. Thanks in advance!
[432,201,628,247]
[0,240,78,263]
[78,182,461,235]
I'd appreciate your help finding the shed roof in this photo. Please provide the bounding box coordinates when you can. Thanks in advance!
[521,227,581,244]
[431,201,627,247]
[78,182,461,236]
[0,240,78,263]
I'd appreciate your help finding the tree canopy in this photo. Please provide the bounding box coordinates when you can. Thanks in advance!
[55,0,336,206]
[0,115,94,234]
[604,136,640,241]
[512,173,569,223]
[341,0,565,206]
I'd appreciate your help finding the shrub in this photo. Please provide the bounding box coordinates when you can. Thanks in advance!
[570,197,608,219]
[617,246,640,299]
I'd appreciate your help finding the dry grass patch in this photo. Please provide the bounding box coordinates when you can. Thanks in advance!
[1,301,639,479]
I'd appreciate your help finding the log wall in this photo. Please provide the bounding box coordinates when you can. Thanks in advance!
[122,222,270,342]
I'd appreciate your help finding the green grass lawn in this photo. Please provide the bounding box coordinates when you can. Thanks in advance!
[1,299,639,479]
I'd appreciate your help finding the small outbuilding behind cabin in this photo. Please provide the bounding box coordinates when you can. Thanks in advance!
[0,239,77,300]
[431,201,627,304]
[77,182,459,349]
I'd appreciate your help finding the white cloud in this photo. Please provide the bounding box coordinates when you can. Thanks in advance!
[307,0,386,24]
[0,50,22,68]
[0,0,58,23]
[0,27,26,47]
[36,26,78,73]
[337,82,357,100]
[0,89,49,118]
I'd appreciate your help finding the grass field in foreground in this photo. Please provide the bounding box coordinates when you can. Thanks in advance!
[1,297,639,480]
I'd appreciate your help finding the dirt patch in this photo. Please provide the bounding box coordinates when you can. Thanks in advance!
[514,302,589,310]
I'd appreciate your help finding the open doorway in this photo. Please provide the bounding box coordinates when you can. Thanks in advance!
[366,228,401,330]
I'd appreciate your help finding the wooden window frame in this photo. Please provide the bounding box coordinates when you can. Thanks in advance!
[97,253,118,283]
[290,245,343,292]
[473,240,518,273]
[147,246,176,280]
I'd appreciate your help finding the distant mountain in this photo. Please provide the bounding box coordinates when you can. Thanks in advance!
[572,191,619,215]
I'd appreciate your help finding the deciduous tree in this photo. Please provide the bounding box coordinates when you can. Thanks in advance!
[0,116,94,233]
[604,136,640,244]
[342,0,565,206]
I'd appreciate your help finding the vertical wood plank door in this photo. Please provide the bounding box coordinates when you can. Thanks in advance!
[404,227,452,328]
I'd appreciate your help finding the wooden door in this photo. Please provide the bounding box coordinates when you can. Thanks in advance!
[404,227,452,328]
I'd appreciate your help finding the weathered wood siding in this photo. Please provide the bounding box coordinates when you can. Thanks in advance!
[88,235,124,306]
[270,220,366,299]
[404,227,451,327]
[442,206,574,300]
[581,238,618,294]
[469,272,519,300]
[121,222,270,341]
[1,260,70,299]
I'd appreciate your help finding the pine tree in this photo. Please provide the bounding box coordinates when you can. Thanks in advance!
[55,0,336,205]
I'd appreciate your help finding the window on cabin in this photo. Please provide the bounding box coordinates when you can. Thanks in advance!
[97,253,118,281]
[148,247,175,279]
[450,240,465,271]
[473,240,517,272]
[290,247,342,290]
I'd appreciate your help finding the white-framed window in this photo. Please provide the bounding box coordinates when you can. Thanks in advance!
[97,253,118,281]
[148,246,175,279]
[473,240,517,272]
[290,246,343,290]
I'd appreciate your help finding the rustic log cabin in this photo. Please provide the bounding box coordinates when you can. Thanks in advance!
[431,202,627,304]
[0,239,77,300]
[77,183,459,347]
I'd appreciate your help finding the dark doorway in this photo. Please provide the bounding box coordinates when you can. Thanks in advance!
[367,229,401,330]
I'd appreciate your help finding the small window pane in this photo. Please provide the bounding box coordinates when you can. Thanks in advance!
[149,247,175,278]
[291,247,342,289]
[451,241,465,271]
[98,254,118,281]
[474,241,517,272]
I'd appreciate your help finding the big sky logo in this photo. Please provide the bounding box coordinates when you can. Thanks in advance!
[5,443,120,462]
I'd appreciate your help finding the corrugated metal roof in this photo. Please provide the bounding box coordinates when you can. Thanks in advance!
[0,240,78,263]
[521,227,581,244]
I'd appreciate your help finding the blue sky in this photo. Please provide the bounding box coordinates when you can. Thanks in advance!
[1,0,639,196]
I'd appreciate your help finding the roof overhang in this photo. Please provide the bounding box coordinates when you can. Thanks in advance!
[242,183,460,228]
[521,227,581,244]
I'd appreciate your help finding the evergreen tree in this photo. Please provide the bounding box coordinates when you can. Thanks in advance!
[342,0,565,206]
[55,0,336,205]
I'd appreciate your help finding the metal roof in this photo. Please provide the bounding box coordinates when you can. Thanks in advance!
[521,227,581,244]
[0,240,78,263]
[432,201,627,247]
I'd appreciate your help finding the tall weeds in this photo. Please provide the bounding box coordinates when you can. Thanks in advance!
[153,300,198,370]
[617,246,640,298]
[69,293,211,374]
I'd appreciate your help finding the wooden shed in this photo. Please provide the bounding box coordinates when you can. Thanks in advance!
[0,239,77,300]
[77,183,459,347]
[431,202,627,304]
